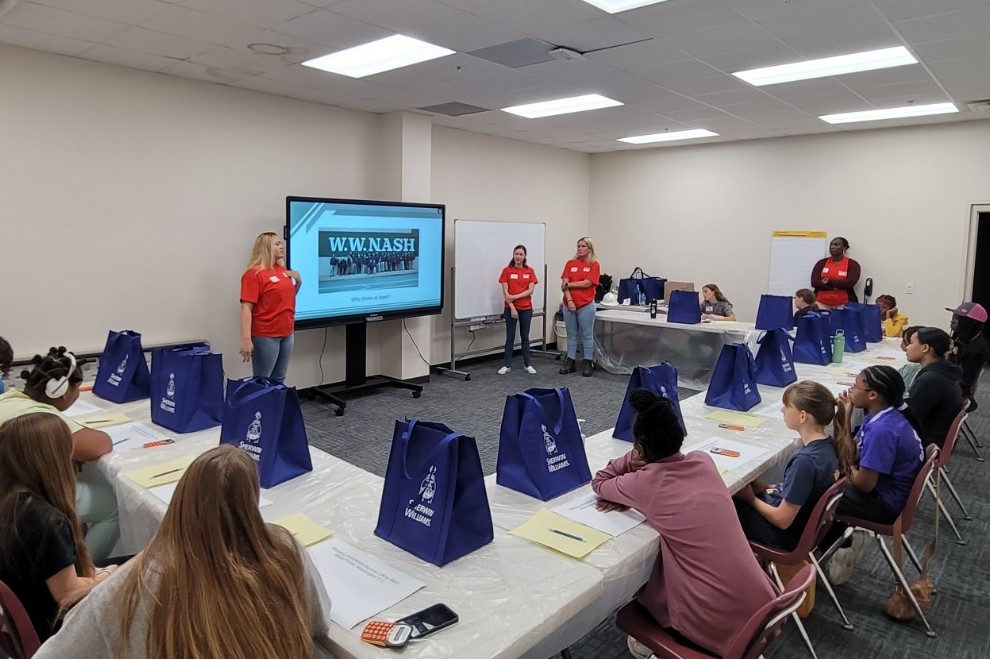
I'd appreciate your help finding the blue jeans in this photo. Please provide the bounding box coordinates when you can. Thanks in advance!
[252,334,294,383]
[504,308,533,367]
[563,302,595,360]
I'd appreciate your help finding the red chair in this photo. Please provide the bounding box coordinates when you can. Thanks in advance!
[616,563,815,659]
[923,404,971,545]
[0,578,41,658]
[748,478,852,658]
[834,444,940,638]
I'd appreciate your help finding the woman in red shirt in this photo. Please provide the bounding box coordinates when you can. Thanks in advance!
[811,237,861,308]
[239,232,301,383]
[559,237,601,377]
[498,245,539,375]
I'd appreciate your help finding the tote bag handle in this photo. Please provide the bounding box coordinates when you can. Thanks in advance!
[518,388,568,437]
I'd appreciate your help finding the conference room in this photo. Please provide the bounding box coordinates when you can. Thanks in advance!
[2,0,989,658]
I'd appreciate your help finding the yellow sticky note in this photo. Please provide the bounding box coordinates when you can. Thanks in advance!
[509,508,611,559]
[274,513,334,547]
[124,456,196,489]
[77,413,131,428]
[705,410,766,427]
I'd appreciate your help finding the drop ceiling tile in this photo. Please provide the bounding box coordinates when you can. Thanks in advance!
[638,94,711,115]
[661,21,776,58]
[894,6,990,43]
[692,86,775,107]
[872,0,990,22]
[615,0,747,38]
[584,38,686,70]
[78,43,179,71]
[535,15,653,54]
[263,65,401,98]
[108,26,216,59]
[912,37,990,63]
[663,73,748,97]
[170,0,317,29]
[412,9,525,53]
[329,0,462,41]
[856,81,946,105]
[138,6,266,49]
[32,0,171,24]
[230,75,311,97]
[755,0,886,45]
[369,53,504,89]
[729,0,836,21]
[289,86,362,106]
[240,28,337,64]
[3,3,128,42]
[467,0,602,34]
[160,59,250,84]
[0,23,94,55]
[189,46,294,77]
[701,43,803,73]
[275,8,389,49]
[628,57,721,85]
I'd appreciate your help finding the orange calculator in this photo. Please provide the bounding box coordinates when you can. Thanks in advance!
[361,621,412,648]
[711,447,741,458]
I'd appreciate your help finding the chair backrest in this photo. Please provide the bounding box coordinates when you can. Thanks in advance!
[792,477,847,556]
[899,443,940,534]
[937,404,969,468]
[723,563,816,658]
[0,578,41,658]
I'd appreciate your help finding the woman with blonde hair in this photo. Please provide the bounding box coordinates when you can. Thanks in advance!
[559,236,601,377]
[0,413,117,642]
[36,445,331,658]
[239,231,302,383]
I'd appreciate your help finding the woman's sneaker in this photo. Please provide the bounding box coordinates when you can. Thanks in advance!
[524,365,537,374]
[627,635,653,659]
[497,366,510,375]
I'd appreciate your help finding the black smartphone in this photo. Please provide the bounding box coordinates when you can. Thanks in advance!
[396,603,459,639]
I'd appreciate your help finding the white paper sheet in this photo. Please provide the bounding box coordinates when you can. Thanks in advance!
[106,422,169,452]
[308,537,425,629]
[753,401,784,420]
[552,491,645,537]
[693,436,775,474]
[149,482,274,508]
[64,399,103,417]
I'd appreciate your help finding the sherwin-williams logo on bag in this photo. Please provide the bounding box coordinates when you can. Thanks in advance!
[107,354,128,387]
[405,465,437,527]
[239,412,263,462]
[778,348,793,374]
[543,424,571,473]
[159,373,177,413]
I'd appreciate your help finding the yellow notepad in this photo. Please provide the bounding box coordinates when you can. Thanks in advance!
[274,513,334,547]
[704,410,765,427]
[124,456,196,489]
[77,413,132,429]
[509,508,611,559]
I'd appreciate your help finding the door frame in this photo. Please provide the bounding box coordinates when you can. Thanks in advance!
[964,204,990,300]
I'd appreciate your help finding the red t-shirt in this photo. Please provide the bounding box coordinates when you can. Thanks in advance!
[240,267,296,337]
[817,257,851,307]
[561,259,601,309]
[499,265,538,310]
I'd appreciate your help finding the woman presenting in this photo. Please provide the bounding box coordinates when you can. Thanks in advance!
[559,237,600,377]
[811,237,860,308]
[239,232,301,383]
[498,245,538,375]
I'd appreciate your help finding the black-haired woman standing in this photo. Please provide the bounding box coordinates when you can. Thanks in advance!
[811,237,860,308]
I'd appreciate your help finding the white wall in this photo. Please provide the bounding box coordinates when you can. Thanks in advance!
[589,121,990,328]
[431,127,591,363]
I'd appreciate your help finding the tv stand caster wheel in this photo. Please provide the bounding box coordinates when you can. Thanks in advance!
[412,391,422,399]
[335,408,344,417]
[466,375,471,381]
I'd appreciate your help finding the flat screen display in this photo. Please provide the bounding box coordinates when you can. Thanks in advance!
[286,196,445,329]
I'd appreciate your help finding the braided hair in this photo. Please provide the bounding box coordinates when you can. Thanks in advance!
[629,389,685,462]
[20,346,84,403]
[860,365,925,440]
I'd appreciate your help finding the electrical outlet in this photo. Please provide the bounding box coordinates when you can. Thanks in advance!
[905,282,915,295]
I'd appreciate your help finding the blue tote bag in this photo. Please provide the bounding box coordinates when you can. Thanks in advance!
[93,330,150,403]
[219,378,312,488]
[705,343,762,411]
[847,302,883,343]
[793,312,832,365]
[496,387,591,501]
[830,307,866,353]
[755,294,794,331]
[613,363,686,441]
[375,419,494,567]
[754,329,798,387]
[150,344,224,433]
[667,289,701,324]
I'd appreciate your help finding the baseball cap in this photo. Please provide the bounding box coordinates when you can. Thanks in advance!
[945,302,988,323]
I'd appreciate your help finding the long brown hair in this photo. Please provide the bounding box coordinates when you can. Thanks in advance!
[119,445,312,658]
[0,414,94,576]
[782,381,855,477]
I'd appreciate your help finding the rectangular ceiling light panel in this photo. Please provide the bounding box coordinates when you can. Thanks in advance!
[733,46,917,87]
[302,35,454,78]
[618,129,719,144]
[579,0,672,14]
[819,102,957,124]
[502,94,623,118]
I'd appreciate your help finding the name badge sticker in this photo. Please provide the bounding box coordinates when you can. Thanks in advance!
[523,274,530,279]
[510,273,519,279]
[570,267,578,272]
[269,276,280,283]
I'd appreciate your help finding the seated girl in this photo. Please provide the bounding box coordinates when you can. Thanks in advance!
[0,413,119,641]
[898,326,922,392]
[699,283,736,321]
[904,327,963,448]
[734,381,852,550]
[792,288,818,327]
[0,347,118,560]
[592,389,776,657]
[876,294,908,338]
[36,445,332,658]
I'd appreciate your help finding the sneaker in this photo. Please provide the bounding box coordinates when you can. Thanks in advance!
[497,366,510,375]
[524,365,537,374]
[627,635,653,659]
[827,530,867,585]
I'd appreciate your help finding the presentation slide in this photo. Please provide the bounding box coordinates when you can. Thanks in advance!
[286,198,444,326]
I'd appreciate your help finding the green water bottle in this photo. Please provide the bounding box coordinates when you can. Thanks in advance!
[832,329,845,363]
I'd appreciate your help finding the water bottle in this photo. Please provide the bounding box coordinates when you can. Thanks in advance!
[639,290,646,306]
[831,329,845,363]
[649,299,657,319]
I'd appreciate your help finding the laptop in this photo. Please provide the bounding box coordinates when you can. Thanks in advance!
[663,280,696,303]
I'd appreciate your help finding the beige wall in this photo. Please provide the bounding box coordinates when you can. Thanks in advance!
[589,121,990,328]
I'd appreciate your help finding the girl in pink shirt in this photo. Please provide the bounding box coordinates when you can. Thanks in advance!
[593,390,777,656]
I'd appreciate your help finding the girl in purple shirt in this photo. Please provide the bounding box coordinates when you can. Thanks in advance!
[592,389,777,657]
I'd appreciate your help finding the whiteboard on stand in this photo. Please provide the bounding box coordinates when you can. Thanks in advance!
[767,230,829,296]
[454,220,546,320]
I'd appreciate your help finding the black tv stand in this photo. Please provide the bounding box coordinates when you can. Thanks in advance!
[302,322,422,416]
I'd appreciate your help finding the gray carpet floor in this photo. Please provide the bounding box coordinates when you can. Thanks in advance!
[300,354,990,659]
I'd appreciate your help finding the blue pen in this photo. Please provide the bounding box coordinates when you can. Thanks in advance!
[550,528,584,542]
